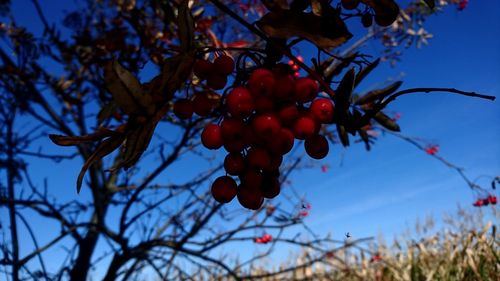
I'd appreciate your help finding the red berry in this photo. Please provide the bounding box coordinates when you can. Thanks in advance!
[221,117,245,141]
[226,87,254,118]
[473,199,484,207]
[173,98,194,119]
[293,115,318,140]
[237,184,264,210]
[213,55,234,75]
[304,135,329,159]
[294,78,318,103]
[224,153,246,175]
[207,73,227,90]
[267,128,294,155]
[268,154,283,171]
[247,147,271,170]
[310,98,334,123]
[341,0,360,10]
[273,74,295,100]
[193,59,213,80]
[261,174,280,199]
[201,123,223,150]
[248,68,275,97]
[277,103,299,126]
[254,96,274,113]
[211,176,237,203]
[223,139,247,153]
[239,169,263,188]
[252,113,281,139]
[488,195,498,205]
[193,92,215,116]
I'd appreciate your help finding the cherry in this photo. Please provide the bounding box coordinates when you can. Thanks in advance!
[247,147,271,170]
[237,184,264,210]
[201,123,223,150]
[304,134,329,159]
[193,59,213,80]
[211,176,237,203]
[173,98,193,119]
[252,113,281,139]
[341,0,360,10]
[293,115,318,140]
[213,55,234,75]
[295,78,319,103]
[207,73,227,90]
[224,153,246,175]
[193,92,215,116]
[248,68,275,97]
[310,98,334,123]
[277,103,299,126]
[226,87,254,118]
[261,174,280,199]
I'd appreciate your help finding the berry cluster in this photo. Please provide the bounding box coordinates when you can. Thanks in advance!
[287,56,303,78]
[254,233,273,244]
[194,55,234,90]
[175,60,335,210]
[473,195,497,207]
[206,67,334,209]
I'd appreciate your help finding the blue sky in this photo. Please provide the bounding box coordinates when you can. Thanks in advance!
[2,0,499,276]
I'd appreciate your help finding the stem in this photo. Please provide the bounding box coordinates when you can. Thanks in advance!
[6,108,19,281]
[208,0,336,97]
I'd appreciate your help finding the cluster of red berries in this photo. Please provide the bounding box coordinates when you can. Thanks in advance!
[254,233,273,244]
[193,55,234,90]
[174,58,335,210]
[207,67,334,209]
[425,145,439,156]
[473,195,497,207]
[287,56,303,78]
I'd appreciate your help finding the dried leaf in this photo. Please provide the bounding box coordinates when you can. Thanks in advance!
[76,135,125,193]
[117,118,158,170]
[49,128,117,146]
[104,60,154,115]
[337,124,350,147]
[262,0,289,11]
[354,58,380,88]
[335,67,356,120]
[177,0,195,52]
[355,81,403,105]
[374,112,400,131]
[256,9,352,49]
[97,102,119,125]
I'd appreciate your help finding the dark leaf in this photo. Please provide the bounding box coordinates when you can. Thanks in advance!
[358,128,371,150]
[337,124,350,147]
[115,118,158,170]
[256,9,352,49]
[374,112,400,131]
[361,0,399,27]
[177,0,195,52]
[335,67,356,120]
[354,58,380,88]
[324,52,358,84]
[355,81,403,105]
[262,0,289,11]
[49,128,118,146]
[77,135,125,193]
[97,102,119,125]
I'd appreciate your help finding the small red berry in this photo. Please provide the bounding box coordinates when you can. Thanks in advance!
[213,55,234,75]
[173,98,194,119]
[293,115,318,140]
[247,147,271,170]
[211,176,237,203]
[304,135,329,159]
[273,74,296,100]
[239,169,264,188]
[248,68,275,97]
[193,59,213,80]
[252,113,281,139]
[488,195,498,205]
[224,153,246,175]
[295,78,318,103]
[193,92,215,116]
[267,128,294,155]
[207,73,227,90]
[226,87,254,118]
[201,123,223,150]
[261,174,280,199]
[237,184,264,210]
[253,96,274,113]
[277,103,299,126]
[221,117,245,141]
[310,98,334,123]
